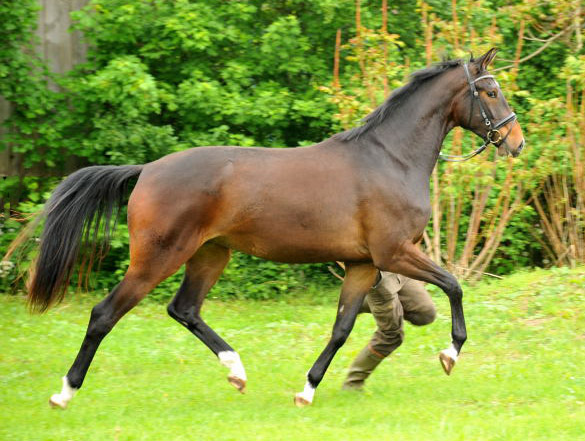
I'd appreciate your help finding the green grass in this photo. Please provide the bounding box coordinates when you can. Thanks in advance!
[1,267,585,441]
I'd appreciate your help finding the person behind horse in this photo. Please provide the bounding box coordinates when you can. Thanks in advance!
[343,271,436,390]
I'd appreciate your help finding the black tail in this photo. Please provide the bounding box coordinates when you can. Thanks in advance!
[28,165,143,312]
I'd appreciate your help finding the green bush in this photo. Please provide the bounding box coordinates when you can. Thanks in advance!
[2,0,584,298]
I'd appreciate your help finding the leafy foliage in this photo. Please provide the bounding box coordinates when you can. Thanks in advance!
[1,0,584,299]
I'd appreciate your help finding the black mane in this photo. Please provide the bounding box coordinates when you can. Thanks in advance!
[334,59,462,142]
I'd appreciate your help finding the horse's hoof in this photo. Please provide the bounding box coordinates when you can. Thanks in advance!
[49,394,67,409]
[228,375,246,394]
[439,351,456,375]
[294,393,312,407]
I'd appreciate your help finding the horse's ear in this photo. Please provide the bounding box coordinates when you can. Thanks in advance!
[474,48,498,71]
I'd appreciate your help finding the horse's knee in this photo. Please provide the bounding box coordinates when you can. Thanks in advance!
[445,278,462,299]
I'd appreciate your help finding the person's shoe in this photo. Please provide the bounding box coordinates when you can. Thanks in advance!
[342,346,384,390]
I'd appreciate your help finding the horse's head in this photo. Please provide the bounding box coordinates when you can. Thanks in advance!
[452,48,525,157]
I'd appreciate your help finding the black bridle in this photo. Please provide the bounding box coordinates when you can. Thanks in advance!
[439,63,517,162]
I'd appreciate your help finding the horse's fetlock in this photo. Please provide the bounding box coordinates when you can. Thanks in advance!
[66,375,83,390]
[307,372,320,388]
[455,332,467,346]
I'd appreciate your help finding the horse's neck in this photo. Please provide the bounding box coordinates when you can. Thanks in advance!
[361,80,457,179]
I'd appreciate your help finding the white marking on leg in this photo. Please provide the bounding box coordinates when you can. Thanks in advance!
[295,379,315,404]
[49,376,77,409]
[218,351,247,381]
[440,344,459,362]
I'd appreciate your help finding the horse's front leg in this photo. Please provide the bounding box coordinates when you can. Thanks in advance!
[374,241,467,375]
[294,262,378,407]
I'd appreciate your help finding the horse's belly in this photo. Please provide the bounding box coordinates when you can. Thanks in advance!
[215,227,370,264]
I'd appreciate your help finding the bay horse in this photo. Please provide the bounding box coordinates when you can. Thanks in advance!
[25,49,524,408]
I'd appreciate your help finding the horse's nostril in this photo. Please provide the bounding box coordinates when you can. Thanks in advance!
[512,139,525,157]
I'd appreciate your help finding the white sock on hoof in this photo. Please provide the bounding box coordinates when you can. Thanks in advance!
[49,376,77,408]
[441,344,459,362]
[218,351,247,381]
[296,380,315,404]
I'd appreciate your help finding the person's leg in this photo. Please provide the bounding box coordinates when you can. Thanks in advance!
[398,277,437,326]
[342,273,404,390]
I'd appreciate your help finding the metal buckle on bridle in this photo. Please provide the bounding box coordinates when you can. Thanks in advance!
[487,129,502,145]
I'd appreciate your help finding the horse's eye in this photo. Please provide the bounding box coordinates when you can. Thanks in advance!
[487,90,497,98]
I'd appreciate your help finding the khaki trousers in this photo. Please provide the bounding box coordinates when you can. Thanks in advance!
[359,272,436,358]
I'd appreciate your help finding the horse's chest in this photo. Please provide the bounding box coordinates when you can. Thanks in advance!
[372,189,431,236]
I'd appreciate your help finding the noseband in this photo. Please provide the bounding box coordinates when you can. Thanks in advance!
[439,63,517,162]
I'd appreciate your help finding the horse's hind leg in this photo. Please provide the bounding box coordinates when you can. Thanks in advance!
[166,242,247,393]
[49,244,196,409]
[295,262,379,407]
[49,272,152,408]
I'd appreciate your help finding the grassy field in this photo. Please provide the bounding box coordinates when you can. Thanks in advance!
[1,267,584,441]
